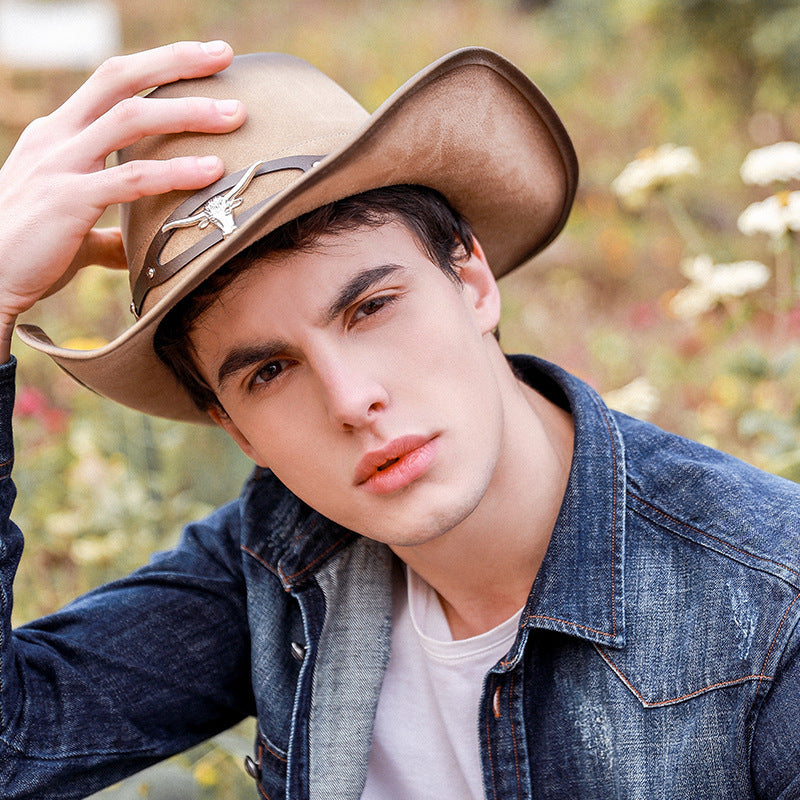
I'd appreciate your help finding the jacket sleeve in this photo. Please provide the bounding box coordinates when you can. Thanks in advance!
[750,599,800,799]
[0,359,255,799]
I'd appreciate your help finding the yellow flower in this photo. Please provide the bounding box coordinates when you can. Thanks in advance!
[193,761,220,787]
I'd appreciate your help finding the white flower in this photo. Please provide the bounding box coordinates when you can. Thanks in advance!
[670,254,770,319]
[611,144,700,210]
[604,378,659,419]
[740,142,800,185]
[669,283,717,318]
[737,191,800,239]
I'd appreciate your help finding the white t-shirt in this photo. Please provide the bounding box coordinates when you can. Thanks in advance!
[362,566,522,799]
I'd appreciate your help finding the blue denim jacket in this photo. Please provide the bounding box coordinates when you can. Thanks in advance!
[1,354,799,799]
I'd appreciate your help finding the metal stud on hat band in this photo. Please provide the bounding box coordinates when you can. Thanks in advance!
[131,153,325,318]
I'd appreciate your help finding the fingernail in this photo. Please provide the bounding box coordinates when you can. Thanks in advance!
[198,156,220,171]
[215,99,239,115]
[202,40,228,56]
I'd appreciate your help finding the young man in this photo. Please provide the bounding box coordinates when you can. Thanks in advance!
[0,41,798,800]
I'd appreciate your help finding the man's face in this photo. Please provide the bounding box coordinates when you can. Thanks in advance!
[189,221,507,547]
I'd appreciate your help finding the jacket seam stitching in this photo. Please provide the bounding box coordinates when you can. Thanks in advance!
[485,673,499,800]
[278,534,353,584]
[745,591,800,779]
[598,402,619,638]
[628,492,800,581]
[260,736,287,763]
[255,741,274,800]
[517,613,616,642]
[593,644,772,707]
[755,591,800,695]
[257,783,271,800]
[509,672,522,800]
[240,545,281,578]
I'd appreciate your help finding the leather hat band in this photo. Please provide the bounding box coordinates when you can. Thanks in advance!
[131,153,325,317]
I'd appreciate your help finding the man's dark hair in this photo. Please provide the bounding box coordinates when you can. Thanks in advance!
[154,184,476,413]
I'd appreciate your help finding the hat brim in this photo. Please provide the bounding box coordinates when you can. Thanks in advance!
[17,47,578,423]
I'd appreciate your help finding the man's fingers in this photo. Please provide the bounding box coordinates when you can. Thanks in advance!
[86,155,227,208]
[74,95,245,167]
[78,227,127,271]
[41,228,127,298]
[55,40,235,132]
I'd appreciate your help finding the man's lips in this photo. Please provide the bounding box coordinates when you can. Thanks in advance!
[354,435,437,486]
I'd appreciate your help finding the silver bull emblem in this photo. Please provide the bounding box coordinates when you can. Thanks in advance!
[161,160,264,238]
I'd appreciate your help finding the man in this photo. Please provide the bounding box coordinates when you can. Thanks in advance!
[0,40,798,800]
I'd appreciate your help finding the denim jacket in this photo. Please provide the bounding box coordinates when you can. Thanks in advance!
[1,354,799,800]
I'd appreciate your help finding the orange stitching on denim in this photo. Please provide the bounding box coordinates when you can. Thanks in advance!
[485,675,499,800]
[514,612,616,646]
[599,404,619,638]
[756,591,800,696]
[261,737,288,763]
[254,742,272,800]
[280,534,352,583]
[508,673,522,800]
[241,534,352,586]
[240,545,280,577]
[594,644,771,707]
[628,494,800,581]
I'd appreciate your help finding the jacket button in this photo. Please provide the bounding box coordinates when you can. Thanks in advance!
[291,641,306,662]
[244,755,261,780]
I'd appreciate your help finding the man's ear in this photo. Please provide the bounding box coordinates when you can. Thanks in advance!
[456,237,502,335]
[207,406,266,466]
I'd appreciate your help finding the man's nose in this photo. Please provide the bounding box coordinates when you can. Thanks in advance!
[316,355,389,431]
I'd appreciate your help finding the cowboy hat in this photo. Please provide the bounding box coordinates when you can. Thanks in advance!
[17,46,578,422]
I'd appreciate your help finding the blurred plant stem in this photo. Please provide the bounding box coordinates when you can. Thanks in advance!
[771,234,799,339]
[660,191,706,255]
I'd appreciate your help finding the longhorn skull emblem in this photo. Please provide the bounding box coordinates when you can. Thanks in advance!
[161,160,264,238]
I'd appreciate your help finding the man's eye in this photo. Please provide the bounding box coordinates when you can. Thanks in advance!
[253,360,287,386]
[352,295,394,323]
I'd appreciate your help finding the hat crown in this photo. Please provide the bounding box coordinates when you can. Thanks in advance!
[119,53,370,298]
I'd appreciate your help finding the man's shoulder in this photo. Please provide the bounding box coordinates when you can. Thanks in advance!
[615,411,800,587]
[600,413,800,713]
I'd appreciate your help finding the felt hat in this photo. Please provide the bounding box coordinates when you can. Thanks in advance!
[17,46,578,422]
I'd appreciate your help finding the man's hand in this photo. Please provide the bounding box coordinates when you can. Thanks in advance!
[0,40,247,361]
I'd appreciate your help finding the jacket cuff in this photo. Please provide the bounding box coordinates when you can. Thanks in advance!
[0,356,16,479]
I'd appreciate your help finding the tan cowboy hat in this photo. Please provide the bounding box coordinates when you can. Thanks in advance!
[17,46,578,423]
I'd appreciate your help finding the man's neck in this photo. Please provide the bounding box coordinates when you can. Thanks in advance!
[391,365,574,640]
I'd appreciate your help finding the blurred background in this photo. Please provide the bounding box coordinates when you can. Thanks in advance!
[1,0,799,796]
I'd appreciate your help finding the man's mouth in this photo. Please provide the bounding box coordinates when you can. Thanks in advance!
[354,435,437,487]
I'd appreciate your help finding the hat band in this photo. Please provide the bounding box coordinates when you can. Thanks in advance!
[131,153,325,318]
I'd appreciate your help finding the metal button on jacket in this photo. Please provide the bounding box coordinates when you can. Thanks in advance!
[291,641,306,662]
[243,755,260,781]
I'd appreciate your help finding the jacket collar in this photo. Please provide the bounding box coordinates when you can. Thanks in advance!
[509,355,626,650]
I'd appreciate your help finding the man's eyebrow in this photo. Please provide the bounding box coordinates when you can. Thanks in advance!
[215,265,405,390]
[216,341,288,391]
[322,264,404,325]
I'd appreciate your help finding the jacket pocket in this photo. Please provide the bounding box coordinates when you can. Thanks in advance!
[246,729,288,800]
